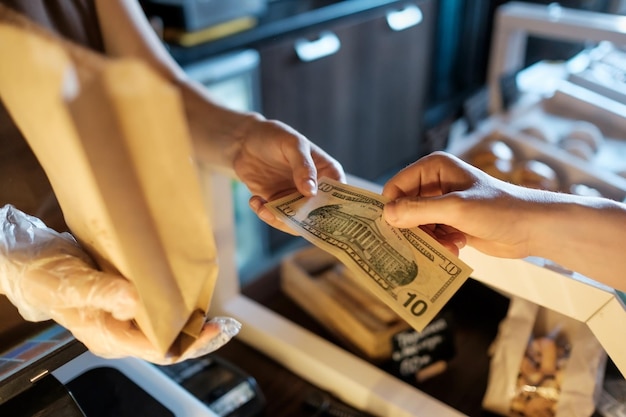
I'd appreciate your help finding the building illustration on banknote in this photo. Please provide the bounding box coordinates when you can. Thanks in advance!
[301,204,418,293]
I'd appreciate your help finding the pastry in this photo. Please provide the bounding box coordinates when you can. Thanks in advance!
[518,125,557,144]
[559,137,595,161]
[469,139,516,181]
[511,160,561,191]
[561,121,604,153]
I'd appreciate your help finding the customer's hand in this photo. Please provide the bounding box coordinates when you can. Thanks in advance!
[382,151,534,259]
[0,205,240,365]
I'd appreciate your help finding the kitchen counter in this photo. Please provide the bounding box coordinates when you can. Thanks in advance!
[162,0,411,65]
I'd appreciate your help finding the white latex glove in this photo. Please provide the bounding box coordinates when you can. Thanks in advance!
[0,204,240,365]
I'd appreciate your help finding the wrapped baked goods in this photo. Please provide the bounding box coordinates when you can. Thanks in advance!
[510,333,570,417]
[483,297,607,417]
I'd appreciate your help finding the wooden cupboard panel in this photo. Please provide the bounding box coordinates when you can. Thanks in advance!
[259,0,434,180]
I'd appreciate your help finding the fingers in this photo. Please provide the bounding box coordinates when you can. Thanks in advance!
[275,131,318,197]
[384,195,457,229]
[23,258,138,321]
[82,272,139,320]
[67,271,138,321]
[382,152,478,201]
[248,196,299,236]
[431,225,467,254]
[282,137,345,198]
[56,308,241,364]
[0,205,138,322]
[433,238,461,257]
[52,308,153,359]
[310,142,346,183]
[383,195,468,255]
[382,153,450,200]
[178,317,241,362]
[382,164,425,200]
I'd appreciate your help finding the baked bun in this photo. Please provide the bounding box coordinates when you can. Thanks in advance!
[560,121,604,156]
[559,138,595,161]
[469,139,516,181]
[511,160,561,191]
[569,183,603,197]
[518,125,557,144]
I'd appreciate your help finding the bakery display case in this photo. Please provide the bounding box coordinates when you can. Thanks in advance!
[453,0,626,379]
[206,3,626,417]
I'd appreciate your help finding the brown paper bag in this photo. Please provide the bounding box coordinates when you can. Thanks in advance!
[0,8,218,355]
[483,297,607,417]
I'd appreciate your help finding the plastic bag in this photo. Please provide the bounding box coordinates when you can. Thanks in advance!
[483,296,607,417]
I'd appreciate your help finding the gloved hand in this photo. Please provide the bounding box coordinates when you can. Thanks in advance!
[0,204,240,365]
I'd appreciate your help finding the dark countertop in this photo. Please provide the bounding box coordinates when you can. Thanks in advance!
[163,0,413,65]
[237,262,511,417]
[228,262,614,417]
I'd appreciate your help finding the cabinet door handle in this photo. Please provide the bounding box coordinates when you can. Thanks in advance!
[386,4,423,31]
[294,31,341,62]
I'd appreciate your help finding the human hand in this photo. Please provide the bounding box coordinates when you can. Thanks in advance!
[0,205,240,365]
[382,152,535,259]
[234,116,345,235]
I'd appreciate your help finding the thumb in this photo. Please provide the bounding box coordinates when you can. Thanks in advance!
[284,141,318,197]
[383,195,456,229]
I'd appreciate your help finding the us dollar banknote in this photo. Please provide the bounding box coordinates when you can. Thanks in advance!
[266,177,473,332]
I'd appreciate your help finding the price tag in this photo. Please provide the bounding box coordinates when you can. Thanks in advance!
[388,314,455,381]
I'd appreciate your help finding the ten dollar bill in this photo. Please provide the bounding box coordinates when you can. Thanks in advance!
[266,177,473,332]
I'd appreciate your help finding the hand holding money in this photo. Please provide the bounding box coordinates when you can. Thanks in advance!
[266,177,473,332]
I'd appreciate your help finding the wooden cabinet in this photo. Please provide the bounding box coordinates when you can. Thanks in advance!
[257,0,435,181]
